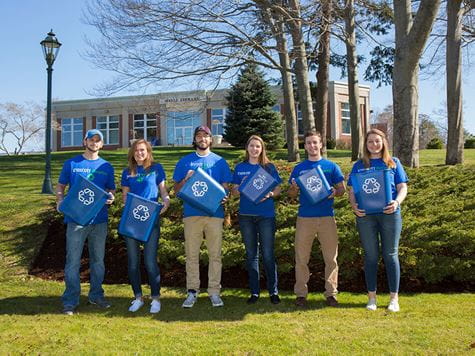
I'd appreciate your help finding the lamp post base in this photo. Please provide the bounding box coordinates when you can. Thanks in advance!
[41,178,54,195]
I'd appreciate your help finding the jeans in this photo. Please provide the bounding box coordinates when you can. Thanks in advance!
[356,212,402,293]
[125,224,161,298]
[62,222,107,307]
[239,215,278,296]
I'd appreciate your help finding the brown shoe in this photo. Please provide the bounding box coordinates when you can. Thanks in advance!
[326,296,339,307]
[295,297,307,307]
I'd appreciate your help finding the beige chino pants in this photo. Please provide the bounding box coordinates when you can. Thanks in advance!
[294,216,339,298]
[183,216,224,296]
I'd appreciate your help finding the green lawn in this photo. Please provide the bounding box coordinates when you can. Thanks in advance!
[0,147,474,354]
[0,280,474,354]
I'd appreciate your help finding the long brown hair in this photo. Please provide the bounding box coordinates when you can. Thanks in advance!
[362,128,395,168]
[245,135,270,167]
[128,139,154,176]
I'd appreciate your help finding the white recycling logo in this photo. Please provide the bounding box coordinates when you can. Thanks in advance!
[253,178,265,190]
[78,188,95,205]
[306,175,322,192]
[192,181,208,197]
[362,178,380,194]
[133,204,150,221]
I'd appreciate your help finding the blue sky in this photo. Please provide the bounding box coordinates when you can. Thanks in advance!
[1,0,474,136]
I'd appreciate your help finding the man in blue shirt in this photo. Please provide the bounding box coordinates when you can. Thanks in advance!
[56,129,116,315]
[288,130,346,307]
[173,126,232,308]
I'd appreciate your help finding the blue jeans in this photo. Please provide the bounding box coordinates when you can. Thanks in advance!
[125,224,161,298]
[356,212,402,293]
[239,215,278,296]
[62,222,107,307]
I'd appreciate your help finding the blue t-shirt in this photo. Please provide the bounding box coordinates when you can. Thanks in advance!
[121,164,166,201]
[289,159,344,217]
[173,151,232,218]
[58,155,116,224]
[348,157,408,203]
[232,161,282,217]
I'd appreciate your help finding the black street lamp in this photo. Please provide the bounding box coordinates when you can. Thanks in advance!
[40,30,61,194]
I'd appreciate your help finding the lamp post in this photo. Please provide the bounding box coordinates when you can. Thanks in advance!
[40,30,61,194]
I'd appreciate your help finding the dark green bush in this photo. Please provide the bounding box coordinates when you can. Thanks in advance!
[326,137,336,150]
[426,137,444,149]
[464,138,475,149]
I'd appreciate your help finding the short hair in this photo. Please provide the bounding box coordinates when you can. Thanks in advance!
[303,130,322,141]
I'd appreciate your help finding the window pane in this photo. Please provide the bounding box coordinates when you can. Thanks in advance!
[147,120,156,127]
[342,119,351,134]
[62,132,71,146]
[73,131,83,146]
[147,127,157,139]
[109,115,119,122]
[212,108,223,116]
[97,117,107,123]
[109,130,119,144]
[133,128,144,139]
[97,123,107,130]
[73,118,83,125]
[109,122,119,129]
[134,114,144,121]
[134,121,144,128]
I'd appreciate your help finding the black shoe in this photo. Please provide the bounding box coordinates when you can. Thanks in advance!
[326,296,339,307]
[247,295,259,304]
[270,294,281,304]
[89,298,111,309]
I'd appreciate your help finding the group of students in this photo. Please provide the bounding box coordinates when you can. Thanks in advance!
[55,125,408,315]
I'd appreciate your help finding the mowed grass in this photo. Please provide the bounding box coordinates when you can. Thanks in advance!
[0,280,474,354]
[0,147,474,354]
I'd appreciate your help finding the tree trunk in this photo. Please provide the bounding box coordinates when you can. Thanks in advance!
[392,0,441,167]
[315,0,332,157]
[345,0,363,161]
[276,23,300,162]
[288,0,315,133]
[446,0,464,165]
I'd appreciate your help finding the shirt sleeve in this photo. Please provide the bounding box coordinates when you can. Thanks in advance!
[173,159,187,183]
[219,159,233,184]
[232,163,242,185]
[393,158,409,185]
[58,160,71,185]
[121,169,129,187]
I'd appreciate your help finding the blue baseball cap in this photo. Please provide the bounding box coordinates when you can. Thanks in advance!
[84,129,104,141]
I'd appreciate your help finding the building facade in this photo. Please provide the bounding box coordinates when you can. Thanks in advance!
[51,81,370,151]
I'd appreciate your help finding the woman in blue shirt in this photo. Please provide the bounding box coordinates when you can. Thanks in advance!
[348,129,408,312]
[121,139,170,313]
[232,135,282,305]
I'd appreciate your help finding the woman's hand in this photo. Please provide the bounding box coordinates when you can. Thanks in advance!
[160,197,170,215]
[352,203,366,217]
[259,190,274,203]
[383,199,399,214]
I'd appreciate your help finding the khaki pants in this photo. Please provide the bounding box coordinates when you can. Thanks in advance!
[294,216,339,298]
[183,216,224,295]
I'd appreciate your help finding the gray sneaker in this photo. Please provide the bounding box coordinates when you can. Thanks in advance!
[182,292,197,308]
[210,294,224,307]
[89,298,111,309]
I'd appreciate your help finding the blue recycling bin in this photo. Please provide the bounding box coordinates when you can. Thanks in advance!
[118,193,162,242]
[351,169,392,214]
[177,167,226,215]
[238,166,278,204]
[59,174,110,226]
[295,165,332,205]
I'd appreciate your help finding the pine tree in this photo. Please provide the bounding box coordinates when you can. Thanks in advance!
[224,63,284,149]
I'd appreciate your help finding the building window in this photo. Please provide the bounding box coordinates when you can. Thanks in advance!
[96,115,119,145]
[297,104,303,135]
[211,108,226,136]
[340,102,351,135]
[133,114,158,144]
[166,111,201,145]
[61,118,83,147]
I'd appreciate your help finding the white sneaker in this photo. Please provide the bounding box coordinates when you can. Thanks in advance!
[366,298,377,311]
[387,299,400,312]
[210,294,224,307]
[128,298,144,312]
[182,292,197,308]
[150,299,161,314]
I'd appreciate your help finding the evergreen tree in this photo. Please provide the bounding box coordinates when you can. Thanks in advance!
[224,64,284,149]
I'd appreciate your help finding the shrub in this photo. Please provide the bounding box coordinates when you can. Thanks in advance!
[335,139,351,150]
[326,137,336,149]
[464,138,475,149]
[426,137,444,149]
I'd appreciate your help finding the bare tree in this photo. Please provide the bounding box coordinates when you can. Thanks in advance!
[0,102,44,156]
[392,0,441,167]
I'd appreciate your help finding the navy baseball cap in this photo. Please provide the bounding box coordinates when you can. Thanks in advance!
[194,125,212,136]
[84,129,104,141]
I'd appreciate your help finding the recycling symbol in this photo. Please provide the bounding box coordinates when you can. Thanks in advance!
[362,178,380,194]
[133,204,150,221]
[192,181,208,197]
[78,188,95,205]
[253,177,265,190]
[306,175,322,192]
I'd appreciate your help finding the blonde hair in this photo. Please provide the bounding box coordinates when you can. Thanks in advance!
[245,135,270,167]
[362,128,395,169]
[127,139,154,176]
